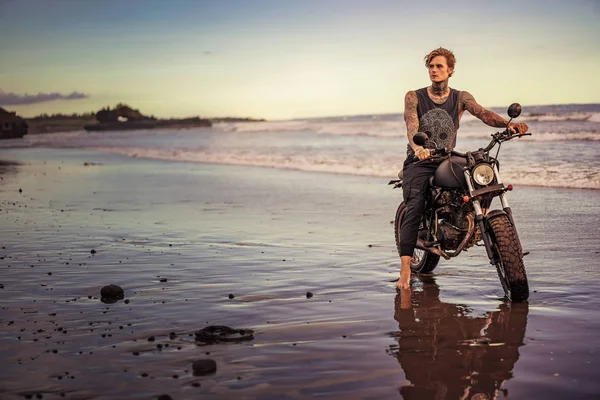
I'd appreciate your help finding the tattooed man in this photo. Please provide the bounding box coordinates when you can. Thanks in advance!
[397,47,528,290]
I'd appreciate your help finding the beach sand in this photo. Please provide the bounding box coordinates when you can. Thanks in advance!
[1,148,600,399]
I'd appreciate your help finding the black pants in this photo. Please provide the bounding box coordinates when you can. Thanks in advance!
[399,159,441,257]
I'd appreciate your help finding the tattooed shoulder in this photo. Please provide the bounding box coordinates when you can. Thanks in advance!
[459,91,476,108]
[405,91,418,108]
[459,91,483,115]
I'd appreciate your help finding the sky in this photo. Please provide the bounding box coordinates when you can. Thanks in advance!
[1,0,599,120]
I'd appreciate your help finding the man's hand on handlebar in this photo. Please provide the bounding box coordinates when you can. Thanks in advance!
[508,122,529,135]
[414,146,431,161]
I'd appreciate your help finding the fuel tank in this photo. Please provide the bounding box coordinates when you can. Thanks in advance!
[432,156,467,188]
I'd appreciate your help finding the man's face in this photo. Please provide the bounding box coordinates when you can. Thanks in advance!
[428,55,453,83]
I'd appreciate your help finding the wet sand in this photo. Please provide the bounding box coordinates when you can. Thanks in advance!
[1,147,599,400]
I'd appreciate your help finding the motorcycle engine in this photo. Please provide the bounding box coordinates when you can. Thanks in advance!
[435,190,473,251]
[437,221,464,250]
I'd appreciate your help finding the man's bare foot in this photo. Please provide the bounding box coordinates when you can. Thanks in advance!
[396,267,411,289]
[397,255,412,289]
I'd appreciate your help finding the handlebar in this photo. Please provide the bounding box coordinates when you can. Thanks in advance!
[413,147,462,162]
[413,129,531,163]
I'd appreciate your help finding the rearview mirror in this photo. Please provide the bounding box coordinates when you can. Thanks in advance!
[507,103,522,119]
[413,132,428,146]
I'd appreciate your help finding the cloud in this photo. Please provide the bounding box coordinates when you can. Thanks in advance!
[0,89,89,105]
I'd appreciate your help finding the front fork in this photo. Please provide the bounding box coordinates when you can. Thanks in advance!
[465,167,524,264]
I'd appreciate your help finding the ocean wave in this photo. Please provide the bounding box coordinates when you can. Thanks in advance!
[215,119,600,141]
[80,145,600,190]
[214,119,401,137]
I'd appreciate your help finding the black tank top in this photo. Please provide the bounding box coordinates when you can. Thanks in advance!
[406,87,460,157]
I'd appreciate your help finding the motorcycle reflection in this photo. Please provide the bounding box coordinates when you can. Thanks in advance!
[388,276,529,400]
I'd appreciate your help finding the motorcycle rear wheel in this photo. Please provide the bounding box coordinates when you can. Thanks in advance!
[394,202,440,274]
[488,214,529,302]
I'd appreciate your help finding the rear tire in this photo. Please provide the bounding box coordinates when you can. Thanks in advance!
[488,214,529,302]
[394,202,440,274]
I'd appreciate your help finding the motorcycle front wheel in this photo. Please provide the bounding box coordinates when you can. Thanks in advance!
[488,214,529,302]
[394,202,440,274]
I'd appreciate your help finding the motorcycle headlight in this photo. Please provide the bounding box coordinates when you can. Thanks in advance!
[473,164,495,186]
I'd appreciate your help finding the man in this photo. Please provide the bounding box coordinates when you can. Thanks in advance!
[398,47,528,290]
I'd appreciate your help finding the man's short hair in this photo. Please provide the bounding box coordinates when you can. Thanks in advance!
[424,47,456,77]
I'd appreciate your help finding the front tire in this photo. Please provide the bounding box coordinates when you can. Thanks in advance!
[488,214,529,302]
[394,202,440,274]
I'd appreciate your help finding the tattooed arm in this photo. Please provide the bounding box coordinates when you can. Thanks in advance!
[460,91,529,134]
[460,91,508,127]
[404,91,430,160]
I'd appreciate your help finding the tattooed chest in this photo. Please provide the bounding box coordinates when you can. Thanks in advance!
[430,95,449,104]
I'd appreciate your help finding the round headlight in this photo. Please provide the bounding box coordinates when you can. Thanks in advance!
[473,164,495,186]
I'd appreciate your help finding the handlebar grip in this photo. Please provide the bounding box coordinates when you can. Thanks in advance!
[413,148,441,162]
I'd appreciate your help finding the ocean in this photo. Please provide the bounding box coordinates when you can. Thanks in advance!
[2,103,599,190]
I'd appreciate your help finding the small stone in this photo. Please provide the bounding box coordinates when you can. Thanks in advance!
[90,249,96,254]
[100,285,124,302]
[159,278,167,283]
[157,395,173,400]
[192,359,217,376]
[195,326,254,343]
[148,336,155,342]
[306,291,313,299]
[228,293,234,299]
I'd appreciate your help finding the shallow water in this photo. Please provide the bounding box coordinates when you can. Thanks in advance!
[1,148,600,399]
[2,103,600,190]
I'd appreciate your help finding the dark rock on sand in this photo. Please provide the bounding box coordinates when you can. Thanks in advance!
[194,326,254,343]
[306,291,313,298]
[228,293,235,299]
[192,359,217,376]
[90,249,97,254]
[157,395,174,400]
[100,284,124,303]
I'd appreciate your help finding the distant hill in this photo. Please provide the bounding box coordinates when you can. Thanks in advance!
[23,104,266,134]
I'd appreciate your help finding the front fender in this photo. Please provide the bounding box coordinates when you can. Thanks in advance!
[484,210,514,236]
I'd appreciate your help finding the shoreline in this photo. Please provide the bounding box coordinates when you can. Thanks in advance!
[3,145,599,193]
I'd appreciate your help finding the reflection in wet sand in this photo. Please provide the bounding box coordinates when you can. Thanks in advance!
[389,276,529,400]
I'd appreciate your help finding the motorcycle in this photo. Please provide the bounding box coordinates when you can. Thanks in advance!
[390,103,530,302]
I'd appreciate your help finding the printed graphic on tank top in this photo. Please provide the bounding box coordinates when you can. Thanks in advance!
[406,87,461,157]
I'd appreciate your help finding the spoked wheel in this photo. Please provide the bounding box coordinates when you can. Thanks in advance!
[394,202,440,274]
[488,214,529,302]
